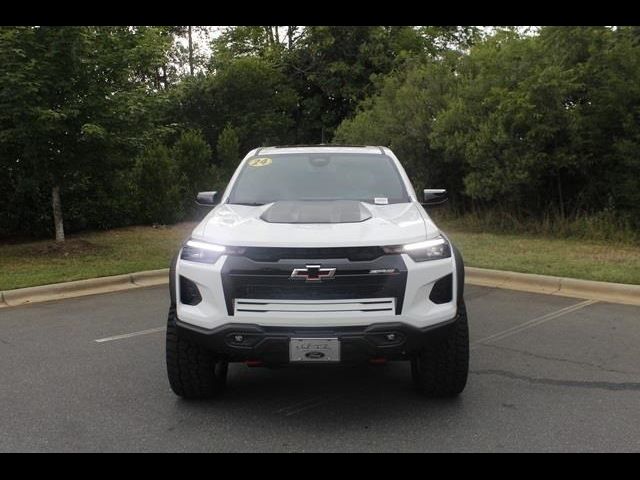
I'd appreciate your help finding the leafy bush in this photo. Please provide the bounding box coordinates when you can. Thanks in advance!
[170,56,298,159]
[337,27,640,234]
[214,123,241,189]
[132,143,183,225]
[172,129,216,216]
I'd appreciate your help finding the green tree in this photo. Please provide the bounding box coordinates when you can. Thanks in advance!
[173,129,213,193]
[209,26,481,143]
[169,26,213,77]
[430,29,557,212]
[210,26,302,69]
[172,129,215,214]
[338,26,640,226]
[432,26,640,220]
[335,55,463,205]
[133,143,182,224]
[209,123,240,191]
[216,124,240,170]
[0,26,177,240]
[170,56,298,160]
[0,27,181,241]
[286,26,427,142]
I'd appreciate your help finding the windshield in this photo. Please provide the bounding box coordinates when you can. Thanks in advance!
[226,153,410,205]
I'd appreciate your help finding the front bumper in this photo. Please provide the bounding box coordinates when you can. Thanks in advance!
[175,314,460,364]
[174,251,460,331]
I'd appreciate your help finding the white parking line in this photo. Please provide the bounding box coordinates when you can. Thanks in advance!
[276,396,323,414]
[95,326,166,343]
[277,394,344,417]
[93,299,598,348]
[471,299,598,350]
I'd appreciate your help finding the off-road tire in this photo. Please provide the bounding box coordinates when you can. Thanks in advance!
[166,305,228,399]
[411,301,469,397]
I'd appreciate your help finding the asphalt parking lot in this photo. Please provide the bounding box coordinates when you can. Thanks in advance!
[1,283,639,452]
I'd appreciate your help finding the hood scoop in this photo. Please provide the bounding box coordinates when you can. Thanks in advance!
[260,200,373,224]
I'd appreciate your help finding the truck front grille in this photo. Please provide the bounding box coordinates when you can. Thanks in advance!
[242,246,385,262]
[234,298,396,317]
[220,254,408,316]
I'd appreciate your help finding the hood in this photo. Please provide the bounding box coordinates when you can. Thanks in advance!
[191,201,436,248]
[259,200,372,224]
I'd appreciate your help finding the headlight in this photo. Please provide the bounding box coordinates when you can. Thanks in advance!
[383,236,451,262]
[180,239,245,264]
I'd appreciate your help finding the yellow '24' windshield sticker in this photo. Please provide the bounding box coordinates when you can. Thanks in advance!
[248,157,272,167]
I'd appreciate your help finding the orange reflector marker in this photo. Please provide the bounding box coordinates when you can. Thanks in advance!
[369,357,387,365]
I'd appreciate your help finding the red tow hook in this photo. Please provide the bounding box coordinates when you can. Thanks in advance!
[369,357,387,365]
[245,360,263,367]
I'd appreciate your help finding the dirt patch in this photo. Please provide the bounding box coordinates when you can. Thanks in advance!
[27,239,108,257]
[98,222,196,237]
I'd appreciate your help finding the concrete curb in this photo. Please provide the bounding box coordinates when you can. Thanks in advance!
[0,269,169,308]
[130,269,171,287]
[0,266,638,308]
[465,267,640,306]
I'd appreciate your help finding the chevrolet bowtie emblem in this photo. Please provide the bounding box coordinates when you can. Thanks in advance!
[290,265,336,282]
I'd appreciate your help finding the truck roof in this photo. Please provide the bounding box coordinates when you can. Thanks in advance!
[256,145,386,155]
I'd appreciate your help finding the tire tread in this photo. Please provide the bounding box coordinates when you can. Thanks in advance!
[166,305,225,399]
[412,302,469,397]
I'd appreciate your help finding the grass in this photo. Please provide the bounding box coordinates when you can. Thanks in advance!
[440,222,640,285]
[1,220,639,291]
[432,208,640,245]
[0,223,196,291]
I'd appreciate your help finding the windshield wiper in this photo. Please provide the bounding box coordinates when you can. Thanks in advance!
[228,202,266,206]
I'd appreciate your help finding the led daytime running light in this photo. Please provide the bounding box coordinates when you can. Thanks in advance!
[184,240,226,253]
[402,237,446,252]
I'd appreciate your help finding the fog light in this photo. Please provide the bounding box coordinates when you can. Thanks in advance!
[179,276,202,306]
[225,333,260,347]
[429,273,453,304]
[367,331,405,346]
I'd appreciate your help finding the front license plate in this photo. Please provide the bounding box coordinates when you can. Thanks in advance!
[290,338,340,362]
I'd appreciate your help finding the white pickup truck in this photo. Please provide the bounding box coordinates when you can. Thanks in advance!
[166,145,469,399]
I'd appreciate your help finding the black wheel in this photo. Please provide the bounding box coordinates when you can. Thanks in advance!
[411,301,469,397]
[166,305,228,399]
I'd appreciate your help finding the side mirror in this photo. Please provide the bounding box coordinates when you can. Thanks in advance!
[422,189,448,206]
[196,191,219,206]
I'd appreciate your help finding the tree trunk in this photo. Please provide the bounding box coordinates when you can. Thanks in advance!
[188,26,194,76]
[287,26,293,49]
[557,171,565,219]
[51,185,65,242]
[155,67,161,90]
[161,65,169,88]
[265,26,274,46]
